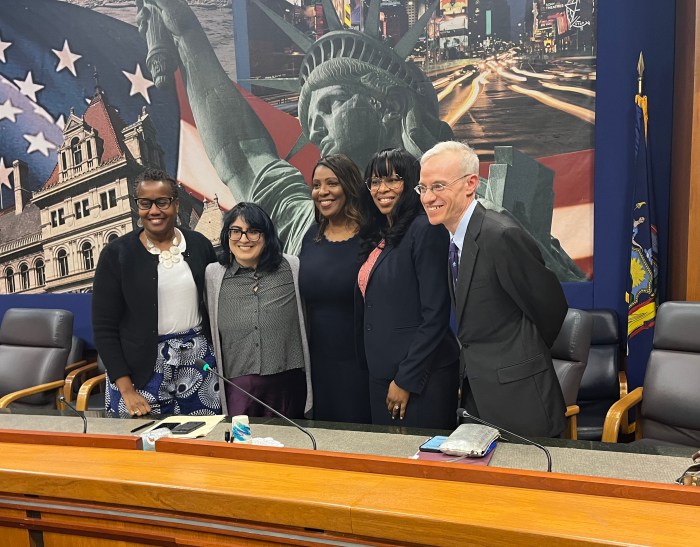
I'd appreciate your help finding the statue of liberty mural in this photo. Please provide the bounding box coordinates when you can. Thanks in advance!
[136,0,585,280]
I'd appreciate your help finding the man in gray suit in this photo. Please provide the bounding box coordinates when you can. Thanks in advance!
[418,141,567,437]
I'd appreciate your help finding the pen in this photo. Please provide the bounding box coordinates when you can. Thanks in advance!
[130,420,156,434]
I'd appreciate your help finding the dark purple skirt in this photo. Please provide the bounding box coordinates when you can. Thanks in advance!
[225,368,306,419]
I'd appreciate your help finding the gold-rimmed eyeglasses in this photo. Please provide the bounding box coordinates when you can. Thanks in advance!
[365,175,404,193]
[414,174,473,195]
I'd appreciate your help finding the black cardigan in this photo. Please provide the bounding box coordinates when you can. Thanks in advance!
[91,228,217,387]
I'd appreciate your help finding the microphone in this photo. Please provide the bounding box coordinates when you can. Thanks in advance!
[456,408,552,472]
[59,396,87,434]
[193,359,317,450]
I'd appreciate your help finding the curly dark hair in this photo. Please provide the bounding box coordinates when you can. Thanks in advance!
[311,154,364,241]
[133,168,179,198]
[358,148,422,259]
[217,202,283,274]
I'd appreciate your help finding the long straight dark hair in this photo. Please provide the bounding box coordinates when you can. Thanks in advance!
[358,148,422,259]
[217,202,283,273]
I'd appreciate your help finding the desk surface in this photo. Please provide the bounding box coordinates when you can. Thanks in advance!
[1,412,700,546]
[0,412,695,485]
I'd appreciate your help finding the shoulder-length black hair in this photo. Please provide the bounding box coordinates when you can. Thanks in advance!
[217,202,283,274]
[358,148,422,259]
[312,154,364,241]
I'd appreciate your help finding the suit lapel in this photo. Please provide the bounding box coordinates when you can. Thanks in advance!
[366,242,393,288]
[455,203,485,320]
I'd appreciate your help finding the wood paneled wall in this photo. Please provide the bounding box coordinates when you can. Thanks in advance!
[670,0,700,300]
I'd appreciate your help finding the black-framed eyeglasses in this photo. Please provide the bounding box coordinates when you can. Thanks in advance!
[133,196,176,210]
[365,175,404,192]
[414,174,472,195]
[229,227,263,242]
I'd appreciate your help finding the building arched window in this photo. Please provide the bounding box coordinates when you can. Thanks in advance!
[71,137,82,165]
[5,268,15,293]
[35,259,45,286]
[107,233,119,244]
[19,263,30,290]
[57,249,69,277]
[81,242,94,270]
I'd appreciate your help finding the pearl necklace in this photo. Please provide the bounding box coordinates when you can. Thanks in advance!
[146,233,181,269]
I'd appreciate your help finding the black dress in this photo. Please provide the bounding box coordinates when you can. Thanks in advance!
[299,225,371,423]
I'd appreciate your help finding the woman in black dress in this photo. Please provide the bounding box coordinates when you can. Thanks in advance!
[299,154,371,423]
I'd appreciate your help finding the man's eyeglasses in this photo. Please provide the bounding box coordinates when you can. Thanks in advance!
[229,227,263,242]
[365,175,404,192]
[414,174,472,195]
[133,196,176,210]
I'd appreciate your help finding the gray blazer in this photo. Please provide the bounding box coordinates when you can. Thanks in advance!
[204,254,312,415]
[454,203,567,437]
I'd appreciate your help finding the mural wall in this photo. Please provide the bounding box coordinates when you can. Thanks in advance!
[0,0,595,296]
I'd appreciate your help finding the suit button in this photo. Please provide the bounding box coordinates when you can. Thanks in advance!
[366,325,372,332]
[367,304,372,309]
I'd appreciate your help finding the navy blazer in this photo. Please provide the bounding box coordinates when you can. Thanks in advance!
[355,214,459,394]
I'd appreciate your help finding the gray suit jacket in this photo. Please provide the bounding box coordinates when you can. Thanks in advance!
[204,254,312,415]
[454,203,567,437]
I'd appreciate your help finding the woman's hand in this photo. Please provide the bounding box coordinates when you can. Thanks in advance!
[386,381,410,420]
[115,377,152,416]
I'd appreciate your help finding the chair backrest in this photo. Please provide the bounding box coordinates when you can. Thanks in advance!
[576,310,621,439]
[0,308,74,405]
[640,301,700,446]
[551,308,593,407]
[66,336,85,366]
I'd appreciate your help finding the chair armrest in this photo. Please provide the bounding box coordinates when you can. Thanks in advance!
[62,361,99,402]
[64,359,88,375]
[0,379,66,409]
[601,387,644,443]
[616,371,636,435]
[75,374,106,411]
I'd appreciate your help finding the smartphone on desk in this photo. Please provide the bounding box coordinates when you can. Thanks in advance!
[171,421,206,435]
[156,422,181,431]
[419,435,449,453]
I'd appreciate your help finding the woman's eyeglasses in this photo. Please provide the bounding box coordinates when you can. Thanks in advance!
[229,227,263,242]
[133,197,176,210]
[365,175,404,193]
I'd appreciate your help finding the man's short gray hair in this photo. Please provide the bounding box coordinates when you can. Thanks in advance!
[421,140,479,176]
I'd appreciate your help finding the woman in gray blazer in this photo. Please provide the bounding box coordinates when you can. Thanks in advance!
[205,203,311,417]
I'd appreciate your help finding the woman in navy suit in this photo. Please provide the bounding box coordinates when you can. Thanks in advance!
[356,148,460,429]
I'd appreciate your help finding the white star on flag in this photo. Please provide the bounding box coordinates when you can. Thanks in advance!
[24,132,56,156]
[0,35,11,63]
[52,39,82,77]
[56,114,65,130]
[122,64,154,104]
[13,72,44,102]
[0,98,22,122]
[0,158,13,189]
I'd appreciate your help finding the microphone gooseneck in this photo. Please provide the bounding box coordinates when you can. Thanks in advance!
[456,407,552,472]
[59,395,88,434]
[194,359,317,450]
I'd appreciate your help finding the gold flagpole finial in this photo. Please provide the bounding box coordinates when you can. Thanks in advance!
[637,51,645,95]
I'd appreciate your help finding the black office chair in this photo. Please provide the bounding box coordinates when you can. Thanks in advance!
[603,301,700,447]
[576,310,628,441]
[551,308,593,439]
[0,308,74,409]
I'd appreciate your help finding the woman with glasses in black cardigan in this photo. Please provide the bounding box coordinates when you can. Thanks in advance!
[92,169,220,417]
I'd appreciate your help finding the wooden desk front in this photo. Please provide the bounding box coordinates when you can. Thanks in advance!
[0,429,699,546]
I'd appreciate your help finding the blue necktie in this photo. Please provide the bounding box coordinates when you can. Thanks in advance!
[449,240,459,288]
